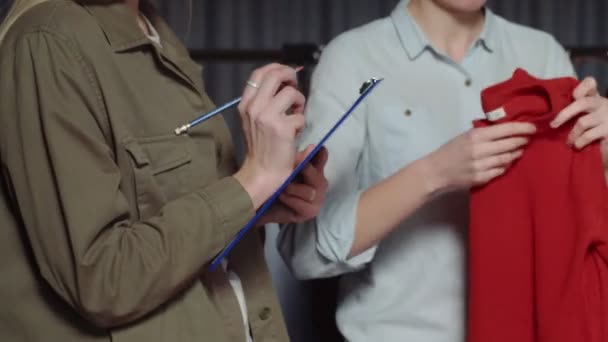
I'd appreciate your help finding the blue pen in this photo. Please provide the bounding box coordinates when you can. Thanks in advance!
[174,97,241,135]
[174,66,304,135]
[209,77,383,271]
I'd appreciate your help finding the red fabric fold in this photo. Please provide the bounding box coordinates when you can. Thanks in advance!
[468,68,608,342]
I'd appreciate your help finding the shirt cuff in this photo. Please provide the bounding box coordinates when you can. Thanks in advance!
[316,189,377,269]
[196,176,255,245]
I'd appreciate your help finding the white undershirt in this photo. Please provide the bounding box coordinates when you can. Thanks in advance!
[141,14,252,342]
[222,260,254,342]
[141,14,161,46]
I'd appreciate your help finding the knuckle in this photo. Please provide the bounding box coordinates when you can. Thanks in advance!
[249,104,264,118]
[269,62,283,69]
[251,69,264,81]
[471,160,483,172]
[468,130,479,143]
[583,129,597,141]
[578,117,591,129]
[470,145,482,159]
[282,86,297,98]
[297,93,307,105]
[267,69,283,82]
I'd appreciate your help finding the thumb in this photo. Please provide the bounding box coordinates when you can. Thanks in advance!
[295,144,315,165]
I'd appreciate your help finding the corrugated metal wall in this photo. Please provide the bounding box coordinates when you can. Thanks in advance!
[160,0,608,101]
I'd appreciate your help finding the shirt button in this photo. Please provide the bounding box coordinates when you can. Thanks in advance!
[404,109,412,117]
[259,307,271,321]
[465,79,472,87]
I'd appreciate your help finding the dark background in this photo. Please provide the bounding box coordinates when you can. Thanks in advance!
[2,1,608,341]
[154,0,608,158]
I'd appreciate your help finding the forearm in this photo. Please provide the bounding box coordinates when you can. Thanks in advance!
[350,158,440,257]
[29,177,253,328]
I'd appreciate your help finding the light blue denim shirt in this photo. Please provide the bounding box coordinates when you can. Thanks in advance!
[278,1,575,341]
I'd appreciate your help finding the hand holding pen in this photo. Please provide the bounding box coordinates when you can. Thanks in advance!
[233,64,307,209]
[174,65,303,135]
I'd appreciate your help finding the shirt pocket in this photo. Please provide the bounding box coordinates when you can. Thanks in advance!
[365,104,446,182]
[122,134,216,219]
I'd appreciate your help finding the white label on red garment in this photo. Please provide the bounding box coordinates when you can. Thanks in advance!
[485,107,507,121]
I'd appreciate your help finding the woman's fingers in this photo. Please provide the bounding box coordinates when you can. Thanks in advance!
[567,112,603,145]
[239,63,284,113]
[573,76,599,100]
[473,150,523,172]
[265,86,306,118]
[284,183,317,202]
[472,122,536,142]
[246,66,300,117]
[551,96,601,128]
[473,168,506,185]
[238,63,284,149]
[473,137,529,159]
[573,125,608,150]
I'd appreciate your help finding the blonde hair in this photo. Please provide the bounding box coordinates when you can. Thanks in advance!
[0,0,49,45]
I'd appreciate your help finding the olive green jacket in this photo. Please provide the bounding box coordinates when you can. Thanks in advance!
[0,1,288,341]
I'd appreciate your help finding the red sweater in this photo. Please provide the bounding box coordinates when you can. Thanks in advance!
[468,69,608,342]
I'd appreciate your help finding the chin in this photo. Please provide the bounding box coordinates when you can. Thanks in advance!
[435,0,487,13]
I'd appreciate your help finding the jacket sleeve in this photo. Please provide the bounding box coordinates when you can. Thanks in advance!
[277,33,378,280]
[0,29,253,328]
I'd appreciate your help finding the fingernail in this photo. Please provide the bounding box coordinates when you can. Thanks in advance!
[310,190,316,202]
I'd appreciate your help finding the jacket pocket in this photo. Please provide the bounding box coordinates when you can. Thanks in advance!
[122,134,204,219]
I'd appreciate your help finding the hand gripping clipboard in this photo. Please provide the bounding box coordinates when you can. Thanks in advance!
[209,77,383,271]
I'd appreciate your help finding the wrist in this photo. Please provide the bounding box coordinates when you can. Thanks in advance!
[412,156,447,197]
[234,162,286,209]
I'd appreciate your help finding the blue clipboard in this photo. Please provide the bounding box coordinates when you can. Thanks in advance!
[209,77,383,271]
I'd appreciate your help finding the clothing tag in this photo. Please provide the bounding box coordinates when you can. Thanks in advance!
[485,107,506,121]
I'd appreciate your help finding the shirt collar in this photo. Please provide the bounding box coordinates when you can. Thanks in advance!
[390,0,496,60]
[478,7,496,52]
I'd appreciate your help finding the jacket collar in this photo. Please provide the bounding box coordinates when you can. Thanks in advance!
[81,0,150,52]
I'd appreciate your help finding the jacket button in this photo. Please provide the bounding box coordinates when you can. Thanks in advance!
[465,78,472,87]
[404,109,412,117]
[259,307,271,321]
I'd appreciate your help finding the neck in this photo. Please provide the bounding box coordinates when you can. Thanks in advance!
[408,0,485,62]
[124,0,140,13]
[124,0,151,36]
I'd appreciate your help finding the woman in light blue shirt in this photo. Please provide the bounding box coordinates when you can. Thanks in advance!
[278,0,608,341]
